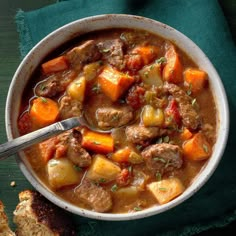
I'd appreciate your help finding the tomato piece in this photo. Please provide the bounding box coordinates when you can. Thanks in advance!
[116,168,131,187]
[165,99,181,125]
[18,112,32,135]
[126,85,145,109]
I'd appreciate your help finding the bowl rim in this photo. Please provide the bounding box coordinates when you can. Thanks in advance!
[5,14,229,221]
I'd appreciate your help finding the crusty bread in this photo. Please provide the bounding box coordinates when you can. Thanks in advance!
[13,190,76,236]
[0,200,15,236]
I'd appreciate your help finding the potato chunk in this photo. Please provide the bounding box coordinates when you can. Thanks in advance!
[47,158,80,189]
[139,63,163,87]
[141,105,164,127]
[147,178,185,204]
[86,154,121,182]
[67,76,86,102]
[114,186,139,198]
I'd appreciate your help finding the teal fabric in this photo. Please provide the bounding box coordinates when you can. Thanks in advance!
[15,0,236,235]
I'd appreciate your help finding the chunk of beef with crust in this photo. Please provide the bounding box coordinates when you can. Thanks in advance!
[35,71,76,98]
[164,83,200,130]
[97,39,125,70]
[59,95,82,119]
[125,125,169,146]
[141,143,183,175]
[66,40,101,71]
[96,105,133,129]
[75,179,112,212]
[67,130,92,167]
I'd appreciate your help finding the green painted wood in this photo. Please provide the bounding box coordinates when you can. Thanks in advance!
[0,0,56,230]
[0,0,235,234]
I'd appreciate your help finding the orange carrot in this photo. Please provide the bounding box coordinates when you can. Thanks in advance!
[184,68,208,94]
[98,66,134,101]
[163,45,183,83]
[29,97,59,127]
[132,45,159,65]
[41,56,69,75]
[182,133,211,161]
[81,128,114,154]
[39,137,57,164]
[180,128,193,141]
[111,147,131,163]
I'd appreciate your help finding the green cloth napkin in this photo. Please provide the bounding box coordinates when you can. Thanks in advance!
[15,0,236,235]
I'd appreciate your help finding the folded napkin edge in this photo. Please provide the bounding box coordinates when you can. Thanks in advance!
[15,9,34,59]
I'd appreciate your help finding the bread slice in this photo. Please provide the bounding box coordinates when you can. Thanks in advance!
[13,190,76,236]
[0,200,15,236]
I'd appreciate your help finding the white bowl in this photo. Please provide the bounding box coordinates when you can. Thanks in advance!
[5,14,229,221]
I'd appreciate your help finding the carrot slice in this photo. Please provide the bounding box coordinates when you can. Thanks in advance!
[163,45,183,83]
[111,147,131,163]
[132,45,159,65]
[81,129,114,154]
[29,97,59,127]
[182,133,211,161]
[41,56,69,75]
[180,128,193,141]
[184,68,208,93]
[98,66,134,101]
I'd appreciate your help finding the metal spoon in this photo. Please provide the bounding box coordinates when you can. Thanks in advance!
[0,116,110,160]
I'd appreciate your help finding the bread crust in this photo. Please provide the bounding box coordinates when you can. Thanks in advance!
[0,200,15,236]
[14,190,76,236]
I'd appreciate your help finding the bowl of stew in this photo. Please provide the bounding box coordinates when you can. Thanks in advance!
[6,14,229,220]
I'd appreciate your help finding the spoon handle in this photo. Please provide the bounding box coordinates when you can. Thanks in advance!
[0,117,81,160]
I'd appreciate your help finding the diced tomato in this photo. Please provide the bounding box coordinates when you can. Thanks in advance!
[18,112,32,135]
[165,99,181,125]
[126,54,143,71]
[55,144,68,159]
[39,137,58,163]
[126,85,145,109]
[116,168,131,187]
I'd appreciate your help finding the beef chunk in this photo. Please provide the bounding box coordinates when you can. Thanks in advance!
[141,143,183,175]
[125,125,168,145]
[97,39,125,70]
[35,71,76,98]
[96,105,133,129]
[67,130,91,167]
[59,95,82,119]
[75,179,112,212]
[66,40,101,70]
[164,83,200,130]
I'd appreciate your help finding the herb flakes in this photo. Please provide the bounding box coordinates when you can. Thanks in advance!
[203,144,209,153]
[111,184,118,192]
[156,172,162,181]
[159,187,167,191]
[73,165,82,172]
[156,57,167,64]
[133,206,142,211]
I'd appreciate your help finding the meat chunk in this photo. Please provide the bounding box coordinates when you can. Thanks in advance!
[35,71,76,98]
[96,105,133,129]
[75,179,112,212]
[97,39,125,70]
[67,130,91,167]
[66,40,101,70]
[141,143,183,175]
[164,83,200,130]
[125,125,169,145]
[59,95,82,119]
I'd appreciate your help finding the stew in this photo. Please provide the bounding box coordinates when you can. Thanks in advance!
[18,28,217,213]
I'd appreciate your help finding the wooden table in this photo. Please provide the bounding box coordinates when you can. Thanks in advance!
[0,0,235,234]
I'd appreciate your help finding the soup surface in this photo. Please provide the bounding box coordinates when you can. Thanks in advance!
[18,28,217,213]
